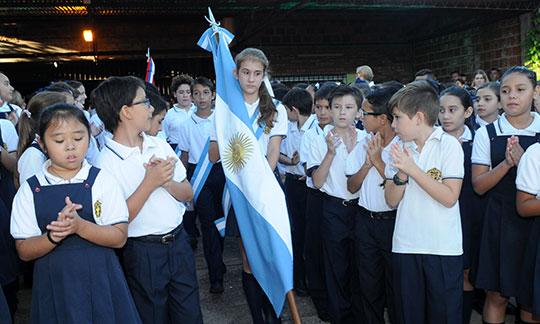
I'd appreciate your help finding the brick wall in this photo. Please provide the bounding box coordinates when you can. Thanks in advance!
[413,17,523,82]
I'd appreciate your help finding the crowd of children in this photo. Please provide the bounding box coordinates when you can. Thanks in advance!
[0,53,540,324]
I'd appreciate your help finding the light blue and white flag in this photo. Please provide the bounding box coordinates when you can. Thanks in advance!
[197,8,293,317]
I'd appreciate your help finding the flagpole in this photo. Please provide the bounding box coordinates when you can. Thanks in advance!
[204,8,302,323]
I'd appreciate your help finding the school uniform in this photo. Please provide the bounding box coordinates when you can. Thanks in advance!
[307,124,366,324]
[177,112,226,290]
[385,127,464,324]
[472,113,540,298]
[281,116,317,293]
[300,123,330,320]
[162,104,196,150]
[89,114,112,150]
[516,142,540,315]
[345,135,399,324]
[0,120,19,318]
[10,160,141,324]
[0,102,21,121]
[95,134,203,324]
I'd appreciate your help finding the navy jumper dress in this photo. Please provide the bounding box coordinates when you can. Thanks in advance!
[475,122,540,296]
[459,129,487,271]
[26,166,141,324]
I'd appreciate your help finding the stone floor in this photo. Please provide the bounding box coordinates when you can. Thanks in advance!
[14,236,491,323]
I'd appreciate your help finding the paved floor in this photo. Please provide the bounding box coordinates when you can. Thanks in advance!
[14,236,491,323]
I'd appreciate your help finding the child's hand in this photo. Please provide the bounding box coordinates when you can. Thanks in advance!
[47,196,84,240]
[390,143,416,176]
[290,151,300,165]
[143,155,176,189]
[343,125,358,153]
[507,136,524,166]
[505,137,516,167]
[325,131,342,156]
[367,132,384,168]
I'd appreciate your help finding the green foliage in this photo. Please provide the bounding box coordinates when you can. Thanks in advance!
[525,9,540,75]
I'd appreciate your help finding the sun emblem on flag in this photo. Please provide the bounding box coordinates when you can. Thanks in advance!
[223,132,254,173]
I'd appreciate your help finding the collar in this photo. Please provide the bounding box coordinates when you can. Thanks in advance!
[41,159,91,184]
[499,112,540,134]
[191,112,214,124]
[104,133,157,160]
[300,114,318,133]
[0,102,11,113]
[460,125,473,142]
[245,99,260,110]
[172,103,195,113]
[475,115,490,127]
[403,127,441,151]
[323,124,364,143]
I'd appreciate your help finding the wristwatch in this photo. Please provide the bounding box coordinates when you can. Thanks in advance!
[392,173,408,186]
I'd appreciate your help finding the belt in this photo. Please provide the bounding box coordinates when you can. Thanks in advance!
[129,224,183,245]
[358,206,396,220]
[285,173,304,181]
[324,193,359,207]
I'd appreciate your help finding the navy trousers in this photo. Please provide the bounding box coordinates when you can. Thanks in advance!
[304,188,329,317]
[284,173,308,290]
[393,253,462,324]
[355,206,396,324]
[123,226,203,324]
[321,194,363,323]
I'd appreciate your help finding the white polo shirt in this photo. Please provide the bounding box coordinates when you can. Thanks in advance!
[280,116,317,176]
[11,160,128,240]
[177,113,215,164]
[0,119,18,152]
[307,125,366,200]
[95,134,187,237]
[516,142,540,199]
[17,140,47,184]
[346,135,400,212]
[244,99,288,155]
[472,113,540,167]
[0,102,22,117]
[459,125,473,143]
[162,104,196,144]
[300,123,325,189]
[385,127,464,255]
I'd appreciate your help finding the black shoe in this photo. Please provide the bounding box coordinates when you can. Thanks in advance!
[210,282,224,294]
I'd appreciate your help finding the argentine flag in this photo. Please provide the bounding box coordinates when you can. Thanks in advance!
[197,12,293,316]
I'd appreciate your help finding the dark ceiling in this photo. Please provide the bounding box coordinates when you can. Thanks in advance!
[0,0,538,18]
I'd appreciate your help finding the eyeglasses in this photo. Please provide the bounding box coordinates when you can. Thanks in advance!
[359,109,382,118]
[128,98,151,109]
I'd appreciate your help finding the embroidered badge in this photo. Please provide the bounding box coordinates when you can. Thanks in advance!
[426,168,442,181]
[263,125,272,135]
[2,143,7,151]
[94,200,102,218]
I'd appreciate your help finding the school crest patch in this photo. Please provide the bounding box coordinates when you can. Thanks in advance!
[2,143,7,151]
[426,168,442,181]
[94,200,102,218]
[263,125,272,135]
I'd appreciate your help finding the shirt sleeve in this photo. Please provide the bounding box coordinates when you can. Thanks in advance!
[10,182,41,239]
[346,141,366,176]
[299,133,310,165]
[306,135,326,169]
[270,104,289,138]
[471,126,491,166]
[0,120,19,152]
[516,143,540,197]
[92,170,129,226]
[18,147,46,184]
[441,135,465,179]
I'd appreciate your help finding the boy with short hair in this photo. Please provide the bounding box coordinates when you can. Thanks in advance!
[279,87,315,297]
[163,74,196,151]
[307,85,366,323]
[176,76,226,294]
[300,82,337,321]
[384,80,464,324]
[93,76,203,324]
